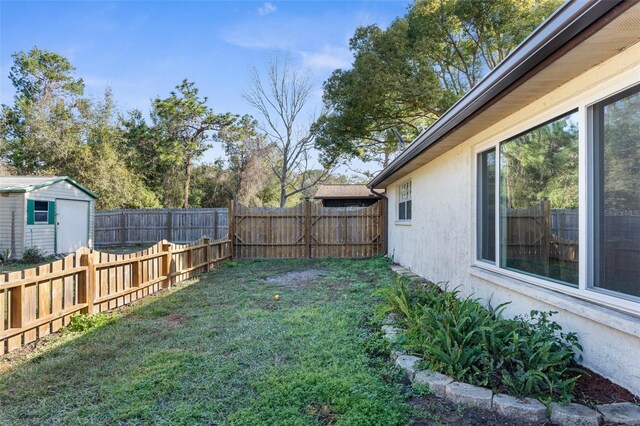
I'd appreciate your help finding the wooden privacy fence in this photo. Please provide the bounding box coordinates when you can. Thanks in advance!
[0,236,231,355]
[505,200,579,265]
[95,208,229,247]
[230,199,385,259]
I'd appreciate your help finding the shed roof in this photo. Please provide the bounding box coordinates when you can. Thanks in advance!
[314,184,381,199]
[370,0,639,188]
[0,176,98,199]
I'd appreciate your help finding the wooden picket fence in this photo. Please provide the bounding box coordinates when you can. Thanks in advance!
[230,199,386,259]
[0,236,231,355]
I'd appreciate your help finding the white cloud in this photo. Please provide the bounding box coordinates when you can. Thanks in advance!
[258,2,277,16]
[300,45,352,72]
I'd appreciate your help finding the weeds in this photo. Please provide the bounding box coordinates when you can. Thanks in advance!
[67,312,117,332]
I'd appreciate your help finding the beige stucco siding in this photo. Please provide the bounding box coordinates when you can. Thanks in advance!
[24,181,95,255]
[385,41,640,395]
[0,193,25,259]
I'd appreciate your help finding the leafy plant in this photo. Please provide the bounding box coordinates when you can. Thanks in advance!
[22,247,46,263]
[67,313,116,332]
[379,279,583,402]
[0,249,11,265]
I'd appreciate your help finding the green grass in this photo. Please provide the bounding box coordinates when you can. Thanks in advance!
[0,259,52,272]
[0,257,409,425]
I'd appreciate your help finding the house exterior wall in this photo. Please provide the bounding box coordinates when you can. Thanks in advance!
[385,41,640,395]
[24,181,95,255]
[0,193,25,259]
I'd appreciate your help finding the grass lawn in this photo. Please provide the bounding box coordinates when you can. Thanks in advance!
[0,257,412,425]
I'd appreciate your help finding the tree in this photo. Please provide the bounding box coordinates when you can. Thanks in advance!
[315,0,562,169]
[244,56,334,207]
[0,47,160,209]
[152,80,237,208]
[219,115,275,206]
[189,162,235,208]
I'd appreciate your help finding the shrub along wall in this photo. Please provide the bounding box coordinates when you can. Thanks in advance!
[377,278,583,403]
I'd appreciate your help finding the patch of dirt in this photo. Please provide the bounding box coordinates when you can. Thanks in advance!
[157,312,188,326]
[263,269,326,288]
[410,394,538,426]
[573,366,639,406]
[305,403,337,425]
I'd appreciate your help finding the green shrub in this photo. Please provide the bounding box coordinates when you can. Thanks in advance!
[67,313,116,332]
[22,247,46,263]
[378,280,582,402]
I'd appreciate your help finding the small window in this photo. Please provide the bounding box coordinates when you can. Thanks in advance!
[34,201,49,224]
[398,181,412,221]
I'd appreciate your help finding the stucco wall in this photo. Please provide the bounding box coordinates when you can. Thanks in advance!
[385,41,640,395]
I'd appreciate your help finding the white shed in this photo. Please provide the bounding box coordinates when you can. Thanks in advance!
[0,176,97,259]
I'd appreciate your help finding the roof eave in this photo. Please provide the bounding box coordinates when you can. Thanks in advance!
[0,177,99,199]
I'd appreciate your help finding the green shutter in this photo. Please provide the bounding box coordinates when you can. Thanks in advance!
[27,199,35,225]
[48,201,56,225]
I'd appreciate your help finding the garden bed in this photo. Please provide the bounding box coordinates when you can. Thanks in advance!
[382,265,640,425]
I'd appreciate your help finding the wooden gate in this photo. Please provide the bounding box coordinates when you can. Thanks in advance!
[230,200,385,259]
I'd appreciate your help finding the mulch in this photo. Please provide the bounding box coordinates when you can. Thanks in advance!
[573,366,639,406]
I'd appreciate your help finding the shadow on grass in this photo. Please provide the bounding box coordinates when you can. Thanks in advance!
[0,257,409,426]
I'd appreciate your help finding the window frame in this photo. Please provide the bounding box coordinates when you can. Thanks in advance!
[470,75,640,316]
[33,200,50,224]
[397,180,412,223]
[587,83,640,303]
[477,148,498,264]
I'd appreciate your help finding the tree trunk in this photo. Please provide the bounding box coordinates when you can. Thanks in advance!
[279,181,287,208]
[183,155,192,208]
[279,163,288,208]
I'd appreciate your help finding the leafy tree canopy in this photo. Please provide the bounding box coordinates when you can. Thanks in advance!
[315,0,562,168]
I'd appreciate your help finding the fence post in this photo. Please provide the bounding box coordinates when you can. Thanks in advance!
[162,242,172,288]
[132,259,141,287]
[228,200,235,260]
[167,211,173,242]
[305,198,311,259]
[79,253,95,314]
[380,199,387,255]
[9,285,23,330]
[213,211,219,239]
[203,237,211,272]
[542,199,551,275]
[120,212,126,246]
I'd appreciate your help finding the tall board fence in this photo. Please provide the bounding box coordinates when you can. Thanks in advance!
[230,199,385,259]
[505,200,579,265]
[0,236,231,355]
[95,208,229,247]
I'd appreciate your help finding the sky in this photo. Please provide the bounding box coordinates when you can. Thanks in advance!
[0,0,409,167]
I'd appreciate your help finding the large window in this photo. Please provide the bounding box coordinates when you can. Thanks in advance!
[398,181,412,221]
[475,83,640,308]
[593,86,640,298]
[477,112,580,285]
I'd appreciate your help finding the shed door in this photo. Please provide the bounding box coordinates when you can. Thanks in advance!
[56,199,89,253]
